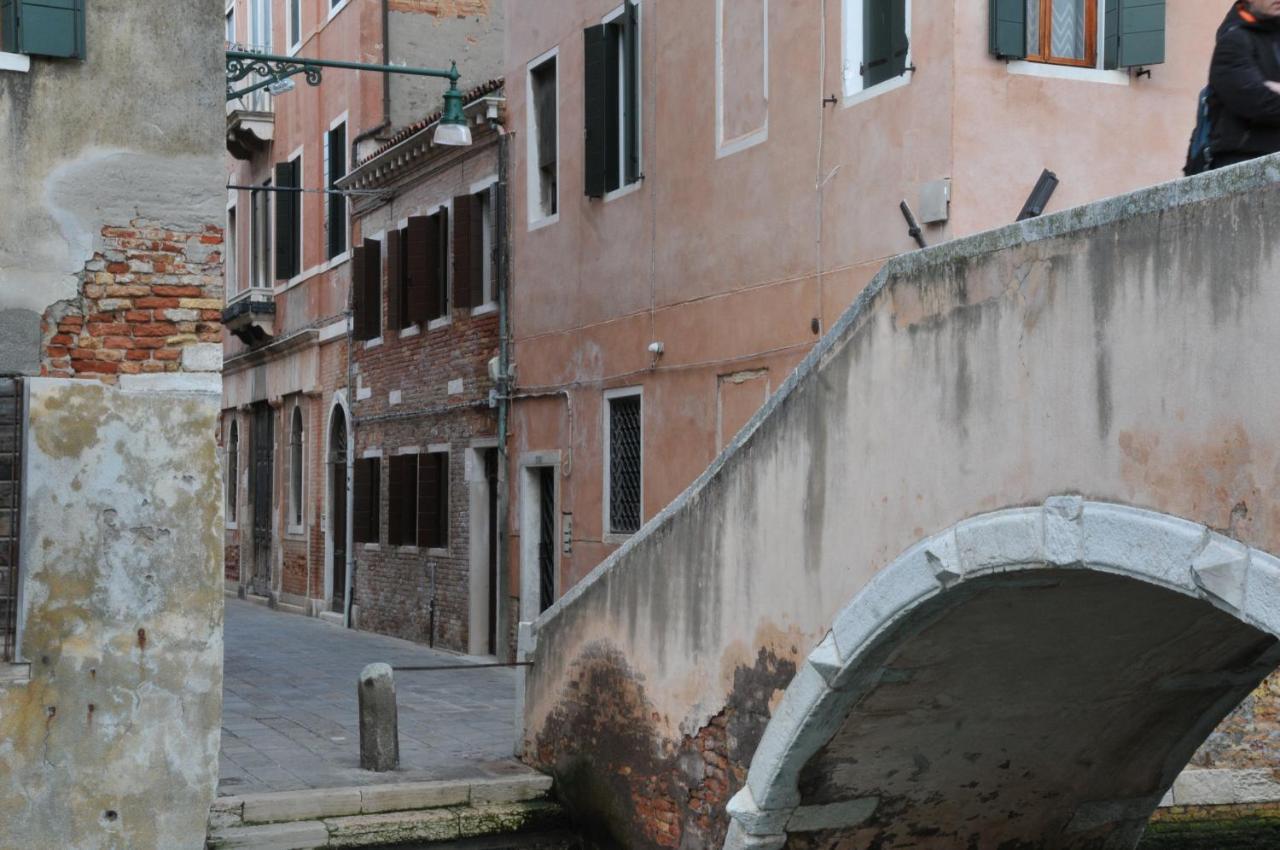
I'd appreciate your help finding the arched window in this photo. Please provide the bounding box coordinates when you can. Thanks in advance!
[290,405,303,528]
[227,420,239,521]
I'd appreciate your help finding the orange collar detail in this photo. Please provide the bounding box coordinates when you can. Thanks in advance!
[1240,5,1259,24]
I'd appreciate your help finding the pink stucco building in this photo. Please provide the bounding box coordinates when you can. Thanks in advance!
[504,0,1211,618]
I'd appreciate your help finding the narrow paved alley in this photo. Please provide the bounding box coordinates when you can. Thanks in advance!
[219,598,533,796]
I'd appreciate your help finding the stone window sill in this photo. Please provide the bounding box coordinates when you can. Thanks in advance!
[1,663,31,686]
[0,52,30,73]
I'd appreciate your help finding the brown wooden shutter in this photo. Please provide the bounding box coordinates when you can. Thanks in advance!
[387,455,402,545]
[435,208,450,319]
[351,244,369,341]
[353,457,378,542]
[471,191,487,308]
[407,216,431,325]
[417,453,447,548]
[424,212,442,322]
[386,228,402,332]
[363,237,382,340]
[452,195,475,310]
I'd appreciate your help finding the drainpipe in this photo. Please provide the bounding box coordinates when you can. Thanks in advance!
[495,129,513,662]
[351,0,392,167]
[343,0,390,631]
[343,255,357,629]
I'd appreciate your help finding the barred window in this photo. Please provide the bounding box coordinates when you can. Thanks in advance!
[1,378,22,663]
[289,406,303,528]
[607,391,642,535]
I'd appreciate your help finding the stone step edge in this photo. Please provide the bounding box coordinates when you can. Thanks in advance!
[211,774,555,829]
[207,799,567,850]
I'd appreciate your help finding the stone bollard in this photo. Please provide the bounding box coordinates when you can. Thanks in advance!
[358,662,399,772]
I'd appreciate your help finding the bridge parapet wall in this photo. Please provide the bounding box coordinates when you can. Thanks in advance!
[523,155,1280,849]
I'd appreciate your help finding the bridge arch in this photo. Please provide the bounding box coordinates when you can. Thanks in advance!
[726,498,1280,850]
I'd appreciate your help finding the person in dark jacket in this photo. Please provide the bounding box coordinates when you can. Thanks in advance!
[1209,0,1280,168]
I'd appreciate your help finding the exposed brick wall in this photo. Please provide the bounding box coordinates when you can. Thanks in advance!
[388,0,489,15]
[42,221,223,382]
[530,646,794,850]
[351,302,499,652]
[225,530,241,583]
[280,539,308,598]
[353,407,495,651]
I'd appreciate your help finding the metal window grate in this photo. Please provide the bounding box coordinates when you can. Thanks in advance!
[538,467,556,613]
[0,379,22,662]
[609,395,642,534]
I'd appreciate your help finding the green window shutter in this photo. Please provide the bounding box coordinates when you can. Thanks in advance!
[989,0,1026,59]
[15,0,84,59]
[327,125,346,260]
[624,0,640,185]
[863,0,907,89]
[584,24,609,198]
[274,160,300,281]
[1105,0,1164,69]
[2,0,18,53]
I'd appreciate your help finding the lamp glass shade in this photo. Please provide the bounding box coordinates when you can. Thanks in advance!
[433,121,472,147]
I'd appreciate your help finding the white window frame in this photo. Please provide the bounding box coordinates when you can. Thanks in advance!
[1006,2,1129,86]
[250,177,273,290]
[469,175,500,312]
[226,200,239,298]
[225,2,236,45]
[287,402,305,536]
[715,0,769,158]
[602,2,644,200]
[526,47,560,231]
[248,0,272,51]
[287,0,302,53]
[329,0,351,22]
[603,386,643,543]
[841,0,913,107]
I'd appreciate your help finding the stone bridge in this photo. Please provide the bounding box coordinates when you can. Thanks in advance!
[519,157,1280,850]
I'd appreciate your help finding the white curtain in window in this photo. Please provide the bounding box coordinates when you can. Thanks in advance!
[1051,0,1087,60]
[1026,0,1087,60]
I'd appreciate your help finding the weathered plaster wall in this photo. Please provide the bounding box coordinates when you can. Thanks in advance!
[522,158,1280,848]
[388,0,505,131]
[0,1,226,847]
[0,378,223,850]
[0,0,223,372]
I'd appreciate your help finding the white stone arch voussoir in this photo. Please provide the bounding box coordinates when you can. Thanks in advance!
[723,496,1280,850]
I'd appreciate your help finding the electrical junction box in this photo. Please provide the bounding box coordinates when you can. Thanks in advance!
[919,178,951,224]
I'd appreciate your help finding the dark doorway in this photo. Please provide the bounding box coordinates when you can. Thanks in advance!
[538,466,556,613]
[485,448,499,656]
[329,408,348,615]
[250,402,274,596]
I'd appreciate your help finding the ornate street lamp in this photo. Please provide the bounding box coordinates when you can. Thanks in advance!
[226,50,472,147]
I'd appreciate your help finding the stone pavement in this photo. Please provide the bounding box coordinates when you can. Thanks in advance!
[220,597,533,796]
